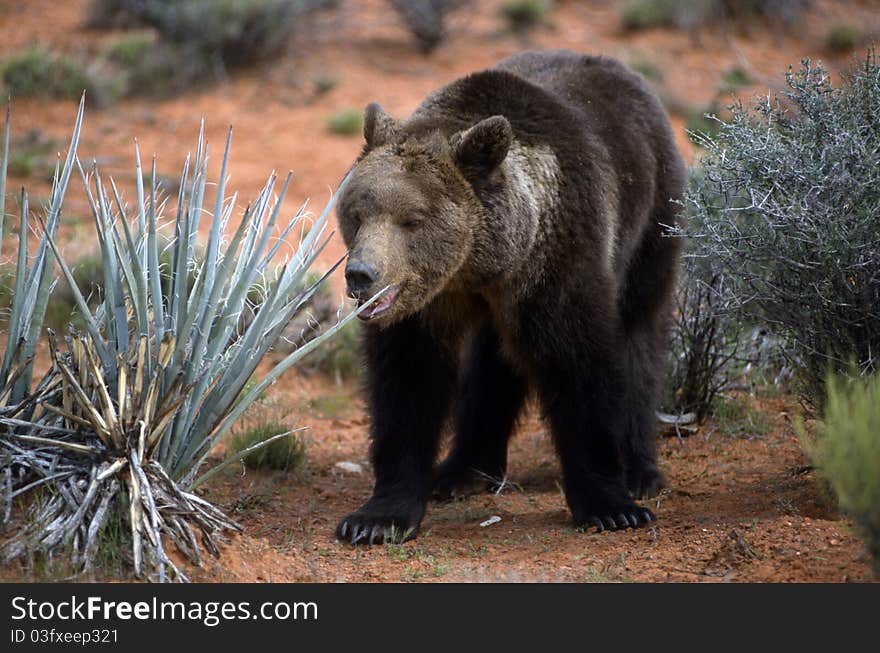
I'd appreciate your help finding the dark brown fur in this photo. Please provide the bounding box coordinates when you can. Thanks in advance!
[335,50,685,545]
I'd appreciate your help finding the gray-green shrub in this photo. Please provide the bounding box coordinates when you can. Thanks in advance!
[681,52,880,408]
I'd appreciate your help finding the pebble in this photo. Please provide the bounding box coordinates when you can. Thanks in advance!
[334,461,363,474]
[480,515,502,528]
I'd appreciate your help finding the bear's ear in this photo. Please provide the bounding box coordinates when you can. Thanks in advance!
[451,115,512,180]
[364,103,399,149]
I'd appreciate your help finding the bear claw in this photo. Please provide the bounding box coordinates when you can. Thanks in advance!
[580,508,655,533]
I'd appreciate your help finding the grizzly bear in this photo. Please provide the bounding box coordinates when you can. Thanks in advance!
[335,50,685,545]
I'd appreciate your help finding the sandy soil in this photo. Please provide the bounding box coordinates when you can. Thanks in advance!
[1,0,877,582]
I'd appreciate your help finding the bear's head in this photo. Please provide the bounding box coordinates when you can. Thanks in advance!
[337,103,512,324]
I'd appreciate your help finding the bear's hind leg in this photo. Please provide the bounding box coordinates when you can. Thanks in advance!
[433,325,527,500]
[526,311,655,532]
[621,329,666,499]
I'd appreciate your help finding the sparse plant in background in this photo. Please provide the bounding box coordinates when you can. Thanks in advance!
[825,23,866,54]
[802,373,880,574]
[629,59,665,84]
[501,0,552,33]
[102,33,156,67]
[720,66,752,93]
[326,108,363,136]
[85,0,335,97]
[312,74,339,96]
[390,0,463,53]
[619,0,807,32]
[681,52,880,408]
[0,98,371,581]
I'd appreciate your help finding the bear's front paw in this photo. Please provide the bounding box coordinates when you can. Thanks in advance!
[335,496,425,545]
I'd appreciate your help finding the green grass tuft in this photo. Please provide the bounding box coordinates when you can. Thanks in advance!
[326,108,362,136]
[2,47,96,101]
[721,66,752,93]
[229,423,306,472]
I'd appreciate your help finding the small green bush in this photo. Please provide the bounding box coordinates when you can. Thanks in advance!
[806,374,880,573]
[721,66,752,93]
[2,47,96,101]
[230,423,306,471]
[326,108,362,136]
[501,0,552,32]
[312,74,338,95]
[680,52,880,408]
[102,33,155,67]
[826,23,865,54]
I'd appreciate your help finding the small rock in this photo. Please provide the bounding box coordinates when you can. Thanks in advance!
[480,515,502,528]
[334,461,363,474]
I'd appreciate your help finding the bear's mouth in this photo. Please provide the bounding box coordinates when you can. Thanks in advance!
[357,285,401,321]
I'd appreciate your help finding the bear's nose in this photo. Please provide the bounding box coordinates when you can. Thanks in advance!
[345,260,378,298]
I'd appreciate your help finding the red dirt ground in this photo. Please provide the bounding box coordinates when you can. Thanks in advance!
[1,0,877,582]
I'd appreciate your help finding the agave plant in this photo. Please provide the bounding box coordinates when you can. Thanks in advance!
[0,97,369,581]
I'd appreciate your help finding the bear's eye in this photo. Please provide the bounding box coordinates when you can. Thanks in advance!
[400,217,421,229]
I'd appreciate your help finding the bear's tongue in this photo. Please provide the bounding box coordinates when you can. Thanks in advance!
[357,286,400,321]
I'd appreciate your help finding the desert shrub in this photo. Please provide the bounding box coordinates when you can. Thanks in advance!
[826,23,865,54]
[804,373,880,573]
[681,52,880,408]
[619,0,807,32]
[230,423,306,471]
[88,0,335,95]
[327,108,362,135]
[390,0,462,53]
[2,47,98,101]
[500,0,552,33]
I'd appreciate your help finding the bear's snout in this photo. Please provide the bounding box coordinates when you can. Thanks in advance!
[345,259,379,300]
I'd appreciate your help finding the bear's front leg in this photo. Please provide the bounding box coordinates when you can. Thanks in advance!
[336,316,456,545]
